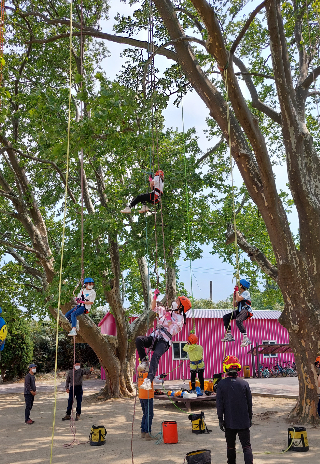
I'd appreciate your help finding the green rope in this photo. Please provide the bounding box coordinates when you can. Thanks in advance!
[182,103,195,334]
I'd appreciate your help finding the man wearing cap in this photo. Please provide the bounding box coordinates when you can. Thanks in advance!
[24,363,37,424]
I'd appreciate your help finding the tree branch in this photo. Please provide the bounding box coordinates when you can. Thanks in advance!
[230,1,267,56]
[6,246,45,281]
[11,148,77,204]
[301,66,320,90]
[174,7,204,33]
[233,56,281,124]
[196,138,224,166]
[225,224,278,280]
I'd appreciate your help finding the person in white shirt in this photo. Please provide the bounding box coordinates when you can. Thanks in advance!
[66,277,96,336]
[221,279,252,347]
[136,289,192,391]
[121,170,164,214]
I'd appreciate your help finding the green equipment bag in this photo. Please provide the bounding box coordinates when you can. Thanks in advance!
[89,425,107,446]
[188,412,211,434]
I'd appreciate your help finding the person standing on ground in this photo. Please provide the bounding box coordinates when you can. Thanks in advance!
[216,355,253,464]
[24,363,37,425]
[138,371,154,440]
[62,362,93,421]
[183,334,205,392]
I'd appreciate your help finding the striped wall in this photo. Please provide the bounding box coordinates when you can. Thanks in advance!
[100,310,295,381]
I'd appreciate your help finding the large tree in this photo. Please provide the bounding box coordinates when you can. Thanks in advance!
[0,0,212,397]
[11,0,320,423]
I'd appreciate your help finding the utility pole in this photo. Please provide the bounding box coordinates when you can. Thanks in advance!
[210,281,212,301]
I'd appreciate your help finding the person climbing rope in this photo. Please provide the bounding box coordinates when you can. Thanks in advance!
[136,289,191,390]
[121,170,164,214]
[65,277,96,336]
[217,355,253,464]
[183,334,205,392]
[221,279,252,347]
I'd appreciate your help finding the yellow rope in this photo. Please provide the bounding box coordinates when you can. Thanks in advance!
[49,2,73,462]
[223,67,240,359]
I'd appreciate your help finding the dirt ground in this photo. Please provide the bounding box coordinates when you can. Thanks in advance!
[1,380,319,464]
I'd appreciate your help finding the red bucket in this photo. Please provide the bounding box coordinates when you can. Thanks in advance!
[162,421,178,444]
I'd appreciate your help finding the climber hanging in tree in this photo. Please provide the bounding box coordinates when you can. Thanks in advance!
[221,279,252,347]
[136,289,191,390]
[66,277,96,337]
[121,170,164,214]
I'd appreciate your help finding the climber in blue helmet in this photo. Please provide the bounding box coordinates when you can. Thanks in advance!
[221,279,253,348]
[65,278,96,337]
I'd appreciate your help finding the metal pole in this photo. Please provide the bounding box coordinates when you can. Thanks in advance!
[210,281,212,301]
[256,343,260,378]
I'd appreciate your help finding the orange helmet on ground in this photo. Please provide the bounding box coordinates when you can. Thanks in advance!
[223,355,241,373]
[315,356,320,367]
[188,334,198,344]
[155,170,164,179]
[178,296,192,313]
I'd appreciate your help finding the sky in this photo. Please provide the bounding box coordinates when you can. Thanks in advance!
[99,2,298,302]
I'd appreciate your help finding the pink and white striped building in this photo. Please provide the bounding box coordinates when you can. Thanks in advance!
[99,309,294,380]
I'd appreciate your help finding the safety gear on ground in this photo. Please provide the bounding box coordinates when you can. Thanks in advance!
[89,425,107,446]
[188,334,198,344]
[315,356,320,367]
[221,332,235,342]
[239,279,250,289]
[84,277,94,284]
[219,419,225,432]
[223,355,241,373]
[155,170,164,179]
[188,411,211,434]
[240,335,252,347]
[178,296,192,313]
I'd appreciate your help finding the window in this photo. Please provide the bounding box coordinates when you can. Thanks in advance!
[262,340,277,358]
[172,342,188,360]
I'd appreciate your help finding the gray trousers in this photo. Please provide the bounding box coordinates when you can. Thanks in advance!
[223,308,249,334]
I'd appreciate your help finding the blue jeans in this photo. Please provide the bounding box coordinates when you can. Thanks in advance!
[65,305,85,328]
[24,394,34,422]
[140,398,153,433]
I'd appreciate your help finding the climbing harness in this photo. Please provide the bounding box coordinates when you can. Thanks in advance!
[49,2,73,462]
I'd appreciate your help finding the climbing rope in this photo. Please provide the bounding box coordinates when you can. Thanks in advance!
[49,2,73,462]
[181,102,195,334]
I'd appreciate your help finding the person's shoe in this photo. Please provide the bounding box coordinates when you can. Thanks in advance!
[221,332,235,342]
[62,414,71,421]
[240,335,252,347]
[139,205,150,213]
[75,413,80,421]
[137,360,149,372]
[141,432,146,438]
[121,206,132,213]
[76,320,80,331]
[140,378,152,390]
[68,328,77,336]
[25,419,34,424]
[145,433,153,441]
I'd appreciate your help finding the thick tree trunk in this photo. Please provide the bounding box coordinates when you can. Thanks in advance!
[279,297,320,424]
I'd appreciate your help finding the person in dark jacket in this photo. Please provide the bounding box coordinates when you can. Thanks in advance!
[216,355,253,464]
[62,362,93,421]
[24,363,37,424]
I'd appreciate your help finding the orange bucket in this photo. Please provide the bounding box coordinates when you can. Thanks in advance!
[162,421,178,443]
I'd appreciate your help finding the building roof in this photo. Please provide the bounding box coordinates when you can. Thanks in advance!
[99,309,282,325]
[186,309,282,320]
